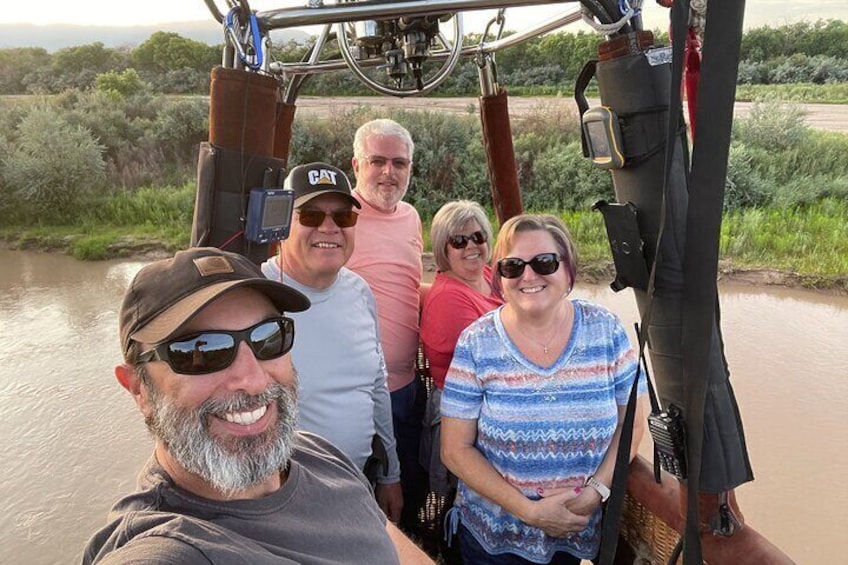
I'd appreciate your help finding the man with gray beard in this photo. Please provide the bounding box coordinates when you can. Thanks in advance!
[82,247,434,564]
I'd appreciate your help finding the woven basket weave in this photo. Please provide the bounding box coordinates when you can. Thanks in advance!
[621,493,683,565]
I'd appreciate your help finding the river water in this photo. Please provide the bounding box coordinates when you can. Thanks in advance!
[0,249,845,564]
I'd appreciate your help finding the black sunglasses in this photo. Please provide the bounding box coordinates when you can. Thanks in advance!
[447,230,488,250]
[497,253,562,279]
[138,317,295,375]
[298,209,358,228]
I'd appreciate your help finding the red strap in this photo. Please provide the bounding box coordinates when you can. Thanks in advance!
[684,28,702,140]
[662,2,702,139]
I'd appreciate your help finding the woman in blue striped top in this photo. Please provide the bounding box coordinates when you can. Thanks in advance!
[440,213,647,564]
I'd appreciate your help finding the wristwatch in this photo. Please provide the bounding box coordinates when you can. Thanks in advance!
[585,475,611,502]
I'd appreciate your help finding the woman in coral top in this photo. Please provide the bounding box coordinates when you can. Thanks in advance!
[419,200,504,495]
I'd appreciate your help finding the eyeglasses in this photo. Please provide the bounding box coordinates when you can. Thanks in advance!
[447,230,488,250]
[497,253,562,279]
[138,317,295,375]
[364,155,412,171]
[297,209,358,228]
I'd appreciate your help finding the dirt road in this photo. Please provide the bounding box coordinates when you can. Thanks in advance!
[293,96,848,133]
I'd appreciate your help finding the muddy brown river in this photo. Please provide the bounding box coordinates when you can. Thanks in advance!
[0,250,845,564]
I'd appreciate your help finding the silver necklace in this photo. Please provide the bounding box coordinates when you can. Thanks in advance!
[536,328,559,355]
[527,305,571,355]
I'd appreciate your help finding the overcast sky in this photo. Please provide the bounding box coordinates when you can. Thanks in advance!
[3,0,847,32]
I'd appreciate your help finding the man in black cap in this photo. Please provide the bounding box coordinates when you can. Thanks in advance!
[261,162,403,523]
[82,247,433,564]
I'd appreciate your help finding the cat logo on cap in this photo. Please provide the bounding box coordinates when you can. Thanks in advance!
[308,169,338,186]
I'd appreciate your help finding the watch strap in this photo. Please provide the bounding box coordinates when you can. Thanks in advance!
[586,475,611,502]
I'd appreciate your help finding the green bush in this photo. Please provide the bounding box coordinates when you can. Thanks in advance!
[56,89,151,160]
[151,98,208,163]
[733,99,808,150]
[526,141,613,211]
[72,235,111,260]
[728,102,848,208]
[2,107,105,222]
[0,133,19,221]
[389,110,487,217]
[289,106,372,169]
[724,143,775,210]
[772,175,848,207]
[95,69,147,99]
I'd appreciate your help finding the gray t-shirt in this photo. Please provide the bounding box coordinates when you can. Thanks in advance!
[82,432,398,564]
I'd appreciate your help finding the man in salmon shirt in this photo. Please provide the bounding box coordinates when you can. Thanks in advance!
[347,118,428,533]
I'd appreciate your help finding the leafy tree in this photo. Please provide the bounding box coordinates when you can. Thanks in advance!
[96,69,148,99]
[532,31,602,81]
[506,64,566,87]
[0,48,51,94]
[270,39,314,63]
[52,42,124,75]
[741,19,848,62]
[131,32,220,74]
[20,66,62,94]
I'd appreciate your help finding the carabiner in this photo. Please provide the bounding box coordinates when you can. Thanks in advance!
[225,6,264,70]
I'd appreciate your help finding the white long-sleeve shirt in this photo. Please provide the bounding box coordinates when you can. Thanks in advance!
[261,260,400,483]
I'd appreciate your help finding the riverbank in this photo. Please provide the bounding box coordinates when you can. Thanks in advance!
[4,235,845,295]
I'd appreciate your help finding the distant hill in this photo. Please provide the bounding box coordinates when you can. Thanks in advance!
[0,22,311,52]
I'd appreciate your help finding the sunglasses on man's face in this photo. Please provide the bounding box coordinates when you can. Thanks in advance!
[297,208,358,228]
[447,230,488,250]
[137,317,295,375]
[497,253,562,279]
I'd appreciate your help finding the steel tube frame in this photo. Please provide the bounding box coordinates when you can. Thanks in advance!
[255,0,580,30]
[269,8,582,76]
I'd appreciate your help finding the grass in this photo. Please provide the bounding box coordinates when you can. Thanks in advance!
[4,197,844,290]
[735,83,848,104]
[720,199,848,278]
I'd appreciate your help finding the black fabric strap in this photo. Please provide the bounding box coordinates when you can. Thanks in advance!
[596,336,642,565]
[678,0,747,563]
[574,59,597,158]
[596,3,690,559]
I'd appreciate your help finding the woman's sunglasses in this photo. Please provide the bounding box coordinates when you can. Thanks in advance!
[447,230,488,249]
[497,253,562,279]
[137,317,295,375]
[297,209,359,228]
